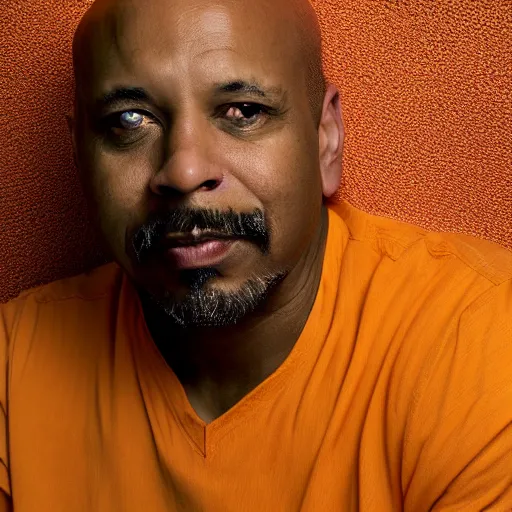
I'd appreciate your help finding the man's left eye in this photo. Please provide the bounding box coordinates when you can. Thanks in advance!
[224,103,266,124]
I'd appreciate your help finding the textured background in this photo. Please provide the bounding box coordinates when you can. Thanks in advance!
[1,0,511,303]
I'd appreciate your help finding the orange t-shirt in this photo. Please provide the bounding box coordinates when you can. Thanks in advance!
[1,202,512,511]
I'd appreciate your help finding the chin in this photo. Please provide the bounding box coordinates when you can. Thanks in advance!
[142,268,287,329]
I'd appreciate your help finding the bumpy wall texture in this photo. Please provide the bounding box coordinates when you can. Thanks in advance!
[1,0,511,302]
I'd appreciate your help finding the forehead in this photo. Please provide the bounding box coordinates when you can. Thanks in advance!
[77,0,304,101]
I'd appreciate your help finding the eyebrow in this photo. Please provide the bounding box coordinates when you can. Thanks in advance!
[95,80,285,110]
[96,87,152,109]
[214,80,285,101]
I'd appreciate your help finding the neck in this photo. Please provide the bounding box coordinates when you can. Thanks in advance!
[141,207,330,422]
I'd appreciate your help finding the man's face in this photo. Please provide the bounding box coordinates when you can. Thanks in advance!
[73,0,332,327]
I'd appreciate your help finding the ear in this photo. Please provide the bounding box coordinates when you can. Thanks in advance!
[318,83,344,198]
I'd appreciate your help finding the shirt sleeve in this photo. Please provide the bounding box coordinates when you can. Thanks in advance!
[0,305,12,497]
[403,279,512,511]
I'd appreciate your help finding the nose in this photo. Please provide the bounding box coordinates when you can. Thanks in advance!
[149,114,224,198]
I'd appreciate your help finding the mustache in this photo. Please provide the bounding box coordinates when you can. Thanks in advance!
[131,207,270,263]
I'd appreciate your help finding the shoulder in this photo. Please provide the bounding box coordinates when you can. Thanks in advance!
[328,200,512,435]
[1,263,124,338]
[327,203,512,507]
[329,201,512,287]
[0,263,131,397]
[9,262,123,305]
[329,201,512,395]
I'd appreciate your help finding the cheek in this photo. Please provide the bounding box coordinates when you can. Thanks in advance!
[231,129,323,264]
[269,166,323,265]
[82,141,159,262]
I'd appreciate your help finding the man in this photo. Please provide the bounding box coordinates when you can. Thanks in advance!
[1,0,511,509]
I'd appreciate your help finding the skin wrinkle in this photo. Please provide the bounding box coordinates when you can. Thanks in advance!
[72,0,343,422]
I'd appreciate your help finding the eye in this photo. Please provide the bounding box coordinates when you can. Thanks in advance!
[224,103,267,127]
[119,111,144,130]
[100,109,158,147]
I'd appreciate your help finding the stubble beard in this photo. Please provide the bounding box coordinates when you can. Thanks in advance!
[146,268,287,328]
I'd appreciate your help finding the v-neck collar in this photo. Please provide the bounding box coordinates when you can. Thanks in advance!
[124,207,345,458]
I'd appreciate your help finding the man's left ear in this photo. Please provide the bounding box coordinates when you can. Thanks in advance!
[318,83,344,198]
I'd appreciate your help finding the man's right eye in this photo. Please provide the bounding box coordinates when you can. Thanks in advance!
[118,111,144,130]
[106,110,151,132]
[100,110,156,145]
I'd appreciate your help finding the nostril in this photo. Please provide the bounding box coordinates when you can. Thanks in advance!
[202,179,221,191]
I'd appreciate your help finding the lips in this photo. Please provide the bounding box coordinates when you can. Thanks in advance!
[162,233,237,269]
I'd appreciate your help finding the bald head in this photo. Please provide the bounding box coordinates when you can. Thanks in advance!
[73,0,326,121]
[69,0,343,328]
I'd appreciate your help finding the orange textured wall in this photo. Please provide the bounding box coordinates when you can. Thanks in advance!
[1,0,511,302]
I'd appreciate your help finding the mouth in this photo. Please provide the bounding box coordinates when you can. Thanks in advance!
[161,232,239,269]
[164,230,235,247]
